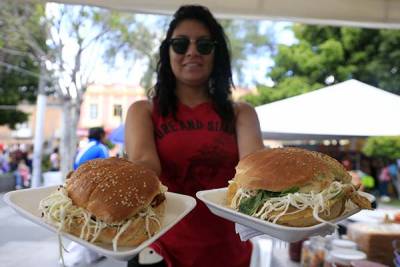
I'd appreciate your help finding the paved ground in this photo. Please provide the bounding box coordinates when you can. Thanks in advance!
[0,192,125,267]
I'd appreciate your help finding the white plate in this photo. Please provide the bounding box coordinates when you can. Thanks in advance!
[196,188,374,242]
[348,208,396,223]
[3,186,196,261]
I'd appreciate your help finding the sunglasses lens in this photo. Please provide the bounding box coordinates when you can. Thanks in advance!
[197,40,215,55]
[170,38,189,54]
[170,38,216,55]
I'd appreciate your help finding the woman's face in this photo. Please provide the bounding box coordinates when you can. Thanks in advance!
[169,19,214,88]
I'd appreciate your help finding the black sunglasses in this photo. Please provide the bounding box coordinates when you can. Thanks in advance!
[169,37,217,55]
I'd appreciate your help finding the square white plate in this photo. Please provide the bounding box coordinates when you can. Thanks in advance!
[196,188,374,242]
[4,186,196,261]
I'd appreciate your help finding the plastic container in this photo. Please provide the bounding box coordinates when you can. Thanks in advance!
[331,239,358,251]
[324,249,367,267]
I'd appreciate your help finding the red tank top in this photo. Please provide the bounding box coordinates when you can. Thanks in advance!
[150,101,252,267]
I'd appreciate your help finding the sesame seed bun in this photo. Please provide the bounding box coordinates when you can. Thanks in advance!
[66,157,162,224]
[233,147,351,193]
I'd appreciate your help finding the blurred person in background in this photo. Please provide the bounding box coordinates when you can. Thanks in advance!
[17,159,30,187]
[25,145,33,174]
[359,172,375,193]
[0,145,10,174]
[342,159,364,191]
[378,162,392,202]
[9,145,23,189]
[388,161,399,198]
[124,5,264,267]
[73,127,109,170]
[14,144,24,161]
[50,147,60,171]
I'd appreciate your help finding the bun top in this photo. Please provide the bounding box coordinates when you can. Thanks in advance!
[233,147,351,192]
[66,157,161,224]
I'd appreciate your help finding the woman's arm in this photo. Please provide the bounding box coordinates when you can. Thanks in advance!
[235,102,264,159]
[124,100,161,176]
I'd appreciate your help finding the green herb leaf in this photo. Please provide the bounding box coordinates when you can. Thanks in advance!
[238,187,300,215]
[238,191,272,215]
[239,192,263,215]
[280,186,300,195]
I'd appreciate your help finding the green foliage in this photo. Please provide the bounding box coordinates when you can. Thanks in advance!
[97,13,163,90]
[362,136,400,160]
[41,153,51,172]
[104,139,115,150]
[0,110,29,129]
[247,24,400,106]
[0,2,47,127]
[243,76,323,106]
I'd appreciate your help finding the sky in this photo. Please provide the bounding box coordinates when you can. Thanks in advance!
[239,21,296,87]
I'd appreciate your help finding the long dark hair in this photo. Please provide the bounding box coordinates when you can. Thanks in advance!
[152,5,235,125]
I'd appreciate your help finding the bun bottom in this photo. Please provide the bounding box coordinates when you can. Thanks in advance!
[67,202,165,247]
[274,196,346,227]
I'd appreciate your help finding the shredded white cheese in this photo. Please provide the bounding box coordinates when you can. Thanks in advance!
[39,186,161,251]
[231,181,347,225]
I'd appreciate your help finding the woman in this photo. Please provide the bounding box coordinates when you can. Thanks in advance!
[125,5,264,267]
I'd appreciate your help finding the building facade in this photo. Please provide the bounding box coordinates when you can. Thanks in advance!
[78,84,146,135]
[0,98,62,145]
[0,84,147,145]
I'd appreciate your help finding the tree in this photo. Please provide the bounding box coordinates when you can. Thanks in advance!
[0,3,46,128]
[220,20,274,86]
[244,24,400,106]
[101,16,275,90]
[362,136,400,160]
[1,2,141,180]
[99,14,166,90]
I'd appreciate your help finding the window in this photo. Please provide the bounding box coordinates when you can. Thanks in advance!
[113,104,122,117]
[89,104,98,119]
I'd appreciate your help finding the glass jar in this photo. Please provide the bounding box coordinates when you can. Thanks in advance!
[301,240,312,266]
[301,237,327,267]
[290,240,305,262]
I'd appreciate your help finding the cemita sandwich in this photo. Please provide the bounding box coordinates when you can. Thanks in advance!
[227,148,372,227]
[39,157,167,251]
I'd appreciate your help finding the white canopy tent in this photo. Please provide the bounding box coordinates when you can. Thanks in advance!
[29,0,400,29]
[256,79,400,140]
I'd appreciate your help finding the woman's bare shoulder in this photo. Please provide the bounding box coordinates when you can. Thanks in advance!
[233,101,256,115]
[128,99,153,114]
